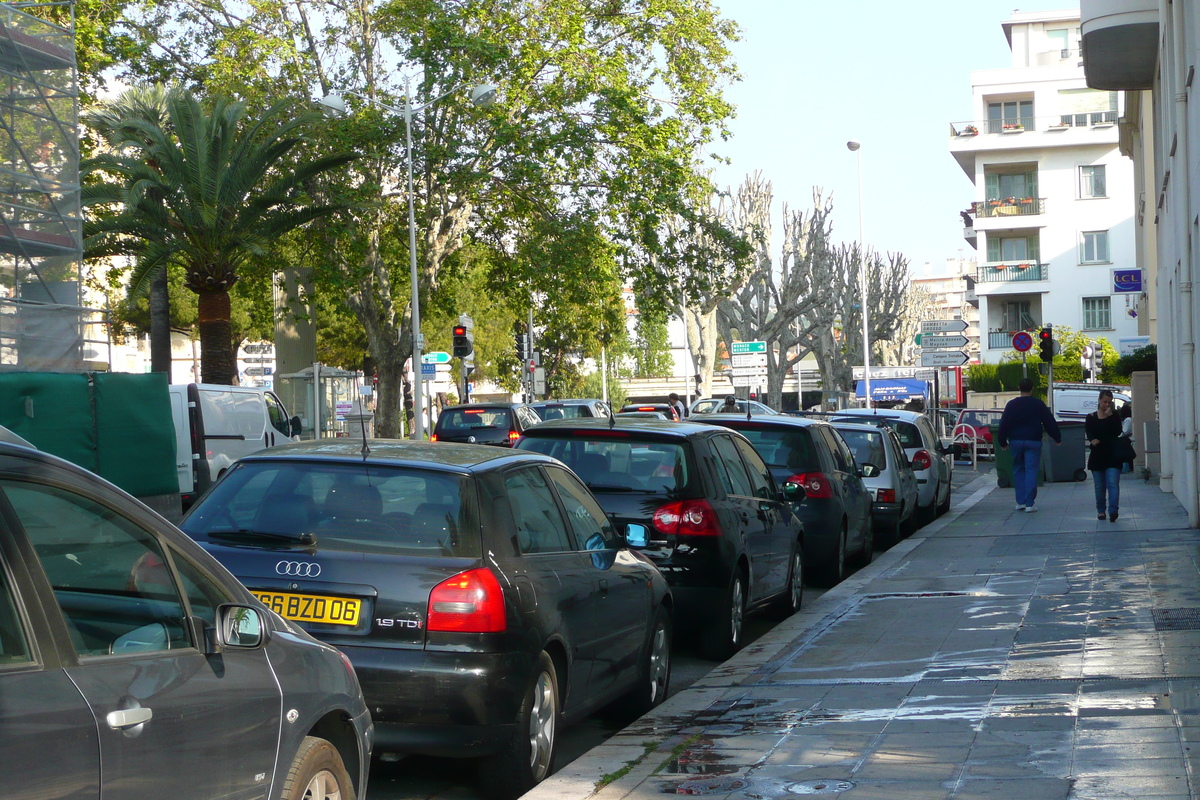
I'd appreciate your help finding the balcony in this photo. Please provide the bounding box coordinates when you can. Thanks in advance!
[950,112,1117,138]
[988,331,1024,350]
[1080,0,1158,90]
[976,262,1047,284]
[972,197,1045,218]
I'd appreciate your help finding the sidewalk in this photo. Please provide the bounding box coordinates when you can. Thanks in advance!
[527,471,1200,800]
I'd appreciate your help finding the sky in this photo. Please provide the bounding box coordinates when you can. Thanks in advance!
[709,1,1078,278]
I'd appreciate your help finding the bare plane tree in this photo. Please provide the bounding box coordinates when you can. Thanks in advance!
[878,284,936,367]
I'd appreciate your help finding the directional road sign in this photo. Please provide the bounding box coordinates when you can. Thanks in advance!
[420,363,437,377]
[422,351,451,364]
[730,366,768,378]
[731,376,763,387]
[920,350,969,367]
[919,334,970,350]
[1012,331,1033,352]
[730,340,766,355]
[731,353,768,368]
[920,319,969,334]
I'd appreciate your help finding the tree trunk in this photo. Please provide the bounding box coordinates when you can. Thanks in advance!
[149,265,172,375]
[197,290,234,384]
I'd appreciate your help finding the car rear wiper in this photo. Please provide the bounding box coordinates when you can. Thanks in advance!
[206,529,318,546]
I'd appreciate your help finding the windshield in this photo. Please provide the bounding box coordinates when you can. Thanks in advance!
[725,427,820,472]
[836,428,887,471]
[438,407,510,432]
[520,436,690,494]
[183,461,479,557]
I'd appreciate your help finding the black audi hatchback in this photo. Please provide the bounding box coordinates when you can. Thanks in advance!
[517,419,805,660]
[181,439,672,799]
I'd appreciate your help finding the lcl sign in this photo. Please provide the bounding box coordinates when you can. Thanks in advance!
[1112,269,1143,293]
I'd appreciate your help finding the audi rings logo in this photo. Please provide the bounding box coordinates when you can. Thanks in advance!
[276,561,321,578]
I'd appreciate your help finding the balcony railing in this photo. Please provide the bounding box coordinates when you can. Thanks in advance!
[988,331,1022,349]
[975,262,1047,283]
[972,197,1045,218]
[950,112,1118,137]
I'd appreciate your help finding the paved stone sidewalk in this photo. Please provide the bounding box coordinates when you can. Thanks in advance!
[527,472,1200,800]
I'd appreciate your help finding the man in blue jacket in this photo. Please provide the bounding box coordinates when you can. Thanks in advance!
[997,378,1061,513]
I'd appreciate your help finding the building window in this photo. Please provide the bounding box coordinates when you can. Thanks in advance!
[1081,231,1110,263]
[987,100,1034,132]
[985,171,1038,200]
[1080,165,1107,198]
[987,235,1040,263]
[1057,89,1118,126]
[1082,297,1111,330]
[1002,301,1033,331]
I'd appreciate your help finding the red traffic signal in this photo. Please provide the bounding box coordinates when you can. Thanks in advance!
[452,324,473,357]
[1038,325,1054,360]
[453,325,468,337]
[1038,328,1052,341]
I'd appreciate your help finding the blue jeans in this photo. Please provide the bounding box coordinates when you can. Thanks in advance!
[1010,439,1042,508]
[1093,467,1121,515]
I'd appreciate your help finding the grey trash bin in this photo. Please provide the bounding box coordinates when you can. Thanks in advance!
[1042,420,1088,482]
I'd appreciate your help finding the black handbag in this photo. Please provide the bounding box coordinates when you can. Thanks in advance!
[1114,435,1136,463]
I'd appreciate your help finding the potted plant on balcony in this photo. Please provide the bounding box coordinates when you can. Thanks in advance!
[1002,122,1024,132]
[960,125,978,136]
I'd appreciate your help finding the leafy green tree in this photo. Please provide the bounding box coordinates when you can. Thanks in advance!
[1113,344,1157,381]
[634,310,676,378]
[82,88,353,383]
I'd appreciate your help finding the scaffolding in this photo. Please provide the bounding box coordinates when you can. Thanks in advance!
[0,1,97,371]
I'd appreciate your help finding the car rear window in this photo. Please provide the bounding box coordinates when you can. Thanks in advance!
[724,427,821,472]
[835,428,888,471]
[183,462,479,557]
[519,436,690,494]
[534,404,591,420]
[437,407,511,432]
[832,416,922,449]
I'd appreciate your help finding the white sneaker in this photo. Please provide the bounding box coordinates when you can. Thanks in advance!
[1025,506,1039,513]
[1015,504,1025,511]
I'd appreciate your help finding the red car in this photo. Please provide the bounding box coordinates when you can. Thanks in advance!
[953,408,1004,457]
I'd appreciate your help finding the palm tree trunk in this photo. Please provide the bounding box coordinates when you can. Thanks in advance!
[197,291,235,384]
[149,265,172,375]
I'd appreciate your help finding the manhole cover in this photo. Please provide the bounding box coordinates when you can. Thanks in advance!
[663,776,749,795]
[785,780,855,794]
[1153,608,1200,631]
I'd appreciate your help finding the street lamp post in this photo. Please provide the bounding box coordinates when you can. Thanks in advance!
[847,140,871,409]
[318,79,497,439]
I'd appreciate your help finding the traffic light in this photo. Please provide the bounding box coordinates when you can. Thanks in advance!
[452,324,473,358]
[1093,345,1104,379]
[1038,325,1054,360]
[514,332,528,360]
[1081,345,1094,380]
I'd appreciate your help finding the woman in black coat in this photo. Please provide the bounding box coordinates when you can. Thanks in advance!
[1086,390,1124,521]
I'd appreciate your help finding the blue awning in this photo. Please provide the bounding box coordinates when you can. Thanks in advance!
[854,379,928,402]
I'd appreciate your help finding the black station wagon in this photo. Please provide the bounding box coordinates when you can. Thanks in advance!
[182,439,672,799]
[517,419,805,660]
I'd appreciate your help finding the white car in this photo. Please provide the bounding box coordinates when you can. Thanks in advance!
[830,408,953,523]
[690,397,777,416]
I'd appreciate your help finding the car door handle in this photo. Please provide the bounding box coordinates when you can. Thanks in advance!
[107,707,153,729]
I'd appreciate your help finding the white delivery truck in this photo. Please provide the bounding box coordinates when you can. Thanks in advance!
[169,383,300,507]
[1052,383,1132,420]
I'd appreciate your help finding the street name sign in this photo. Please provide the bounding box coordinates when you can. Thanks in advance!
[730,340,766,355]
[422,351,451,364]
[730,366,768,378]
[919,334,969,350]
[731,376,762,387]
[920,319,969,334]
[920,350,969,367]
[731,353,768,368]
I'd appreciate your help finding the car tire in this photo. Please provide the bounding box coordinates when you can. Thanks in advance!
[701,572,745,661]
[767,546,804,620]
[899,504,917,538]
[809,521,847,588]
[613,606,672,718]
[279,736,355,800]
[480,651,559,800]
[876,516,901,550]
[936,483,952,516]
[852,520,875,567]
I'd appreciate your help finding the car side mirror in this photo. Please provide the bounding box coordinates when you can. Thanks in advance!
[781,481,807,502]
[860,463,880,478]
[625,523,649,548]
[289,415,302,437]
[217,604,267,650]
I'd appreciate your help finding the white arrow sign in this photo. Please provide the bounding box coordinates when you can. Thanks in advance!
[920,319,969,334]
[731,353,767,368]
[920,334,970,350]
[920,350,969,367]
[731,376,763,387]
[730,366,768,377]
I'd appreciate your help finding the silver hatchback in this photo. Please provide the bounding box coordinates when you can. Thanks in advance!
[832,422,919,549]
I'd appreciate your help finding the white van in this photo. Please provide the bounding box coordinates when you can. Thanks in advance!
[169,383,300,506]
[1052,383,1131,420]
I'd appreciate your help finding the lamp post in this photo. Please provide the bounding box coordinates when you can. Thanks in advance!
[319,79,497,439]
[847,140,871,408]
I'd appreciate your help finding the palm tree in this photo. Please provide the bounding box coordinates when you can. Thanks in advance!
[83,88,353,384]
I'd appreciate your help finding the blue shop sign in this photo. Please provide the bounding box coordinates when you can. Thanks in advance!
[1112,268,1142,293]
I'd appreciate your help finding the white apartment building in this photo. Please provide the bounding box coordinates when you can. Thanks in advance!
[949,10,1141,364]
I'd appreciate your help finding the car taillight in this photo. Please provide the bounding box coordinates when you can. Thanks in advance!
[427,568,507,633]
[508,429,520,442]
[430,433,438,442]
[876,488,896,503]
[911,450,933,471]
[788,472,832,499]
[653,499,721,537]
